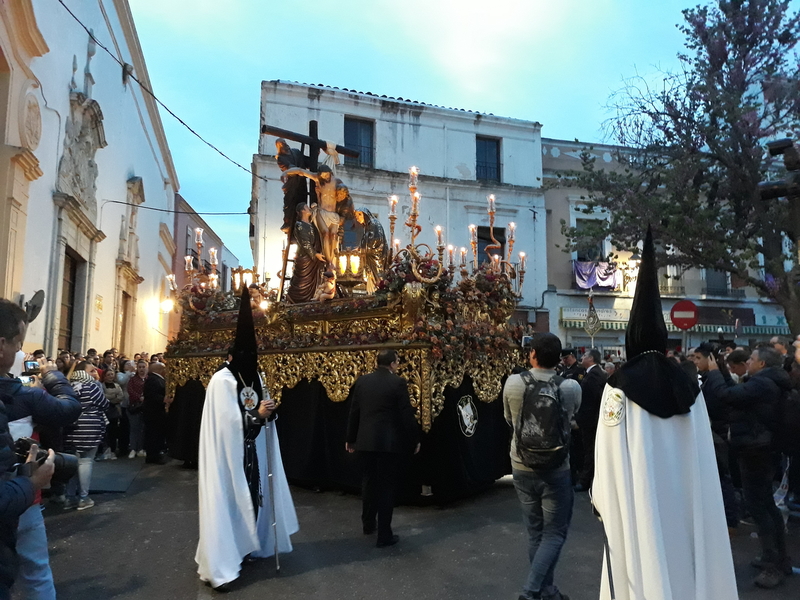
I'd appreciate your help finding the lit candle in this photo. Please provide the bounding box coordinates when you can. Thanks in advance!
[519,251,527,271]
[507,222,516,242]
[393,239,401,254]
[389,195,398,216]
[208,273,219,290]
[460,247,467,266]
[412,191,420,214]
[194,227,204,245]
[338,254,348,275]
[184,255,194,272]
[492,254,500,271]
[447,245,455,266]
[469,224,477,243]
[435,225,443,247]
[350,254,360,275]
[487,194,496,213]
[209,247,218,266]
[165,274,177,291]
[409,166,419,188]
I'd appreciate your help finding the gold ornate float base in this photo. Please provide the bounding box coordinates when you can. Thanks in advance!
[166,343,514,432]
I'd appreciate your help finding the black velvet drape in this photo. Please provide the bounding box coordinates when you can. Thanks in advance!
[275,375,511,504]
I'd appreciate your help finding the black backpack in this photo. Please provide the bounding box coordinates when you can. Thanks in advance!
[773,388,800,455]
[515,372,570,470]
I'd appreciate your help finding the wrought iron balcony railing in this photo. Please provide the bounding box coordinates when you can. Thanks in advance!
[702,286,745,298]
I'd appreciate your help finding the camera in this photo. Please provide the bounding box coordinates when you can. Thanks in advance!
[17,375,35,387]
[22,360,40,375]
[13,437,78,483]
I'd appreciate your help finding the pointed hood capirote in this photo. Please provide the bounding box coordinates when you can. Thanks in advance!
[227,286,263,404]
[609,226,699,418]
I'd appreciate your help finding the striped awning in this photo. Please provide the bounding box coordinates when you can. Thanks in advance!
[560,320,790,336]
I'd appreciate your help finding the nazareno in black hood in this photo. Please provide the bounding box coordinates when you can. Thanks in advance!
[608,226,699,418]
[226,286,263,404]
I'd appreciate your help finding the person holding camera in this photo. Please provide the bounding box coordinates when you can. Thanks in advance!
[1,394,55,600]
[0,298,81,599]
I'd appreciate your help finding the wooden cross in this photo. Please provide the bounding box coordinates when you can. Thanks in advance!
[261,121,360,172]
[262,120,360,301]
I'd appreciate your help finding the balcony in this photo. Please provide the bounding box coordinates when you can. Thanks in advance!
[702,286,745,298]
[658,284,685,296]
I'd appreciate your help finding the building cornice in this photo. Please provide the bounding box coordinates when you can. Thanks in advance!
[116,259,144,284]
[53,192,106,243]
[11,148,42,181]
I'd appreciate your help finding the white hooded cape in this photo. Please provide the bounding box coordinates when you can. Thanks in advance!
[195,369,299,587]
[591,385,738,600]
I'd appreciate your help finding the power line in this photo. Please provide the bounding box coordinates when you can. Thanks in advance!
[102,200,247,216]
[56,0,268,184]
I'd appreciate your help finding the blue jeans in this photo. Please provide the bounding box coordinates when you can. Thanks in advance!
[512,468,574,599]
[14,504,56,600]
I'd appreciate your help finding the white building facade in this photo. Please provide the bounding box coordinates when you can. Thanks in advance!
[0,0,180,356]
[251,81,548,319]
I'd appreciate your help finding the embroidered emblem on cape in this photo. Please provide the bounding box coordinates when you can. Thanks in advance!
[602,390,625,427]
[240,386,258,410]
[457,395,478,437]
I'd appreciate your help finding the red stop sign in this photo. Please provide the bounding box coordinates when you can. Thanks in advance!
[671,300,699,330]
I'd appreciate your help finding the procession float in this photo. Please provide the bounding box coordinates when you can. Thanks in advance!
[165,130,529,501]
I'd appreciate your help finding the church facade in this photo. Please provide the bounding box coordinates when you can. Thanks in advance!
[0,0,180,356]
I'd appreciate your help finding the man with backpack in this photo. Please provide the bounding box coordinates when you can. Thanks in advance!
[705,345,794,589]
[503,332,581,600]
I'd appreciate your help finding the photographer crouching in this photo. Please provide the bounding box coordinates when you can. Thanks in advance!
[0,299,80,599]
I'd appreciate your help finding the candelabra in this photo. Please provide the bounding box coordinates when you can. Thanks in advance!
[390,167,443,285]
[181,228,219,291]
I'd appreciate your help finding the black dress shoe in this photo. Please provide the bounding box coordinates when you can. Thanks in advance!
[376,534,399,548]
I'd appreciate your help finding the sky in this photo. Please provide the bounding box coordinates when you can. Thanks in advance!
[124,0,695,265]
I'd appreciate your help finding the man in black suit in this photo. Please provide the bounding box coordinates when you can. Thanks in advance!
[574,349,607,492]
[143,362,167,464]
[346,349,420,548]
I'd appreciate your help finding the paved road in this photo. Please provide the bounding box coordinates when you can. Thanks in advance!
[40,458,800,599]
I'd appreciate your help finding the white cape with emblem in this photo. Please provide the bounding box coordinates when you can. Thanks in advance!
[591,385,738,600]
[195,368,299,587]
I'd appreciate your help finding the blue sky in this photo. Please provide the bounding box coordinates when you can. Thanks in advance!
[126,0,693,265]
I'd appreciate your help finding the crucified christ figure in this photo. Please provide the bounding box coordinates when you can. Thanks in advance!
[284,164,340,268]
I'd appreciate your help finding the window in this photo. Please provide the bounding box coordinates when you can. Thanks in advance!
[344,117,374,168]
[575,219,604,262]
[477,226,506,263]
[476,136,501,182]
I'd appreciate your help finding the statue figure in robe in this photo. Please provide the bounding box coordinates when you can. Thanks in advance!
[284,164,339,268]
[287,203,326,304]
[275,139,307,234]
[355,208,387,293]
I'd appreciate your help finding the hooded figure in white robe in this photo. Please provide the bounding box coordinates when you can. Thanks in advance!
[591,227,738,600]
[195,287,298,590]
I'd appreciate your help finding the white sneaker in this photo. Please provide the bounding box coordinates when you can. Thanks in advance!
[77,497,95,511]
[137,450,146,457]
[109,453,118,460]
[128,450,136,459]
